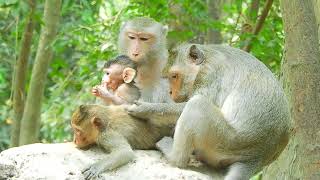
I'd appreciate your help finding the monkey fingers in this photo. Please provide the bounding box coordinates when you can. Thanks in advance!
[126,102,153,119]
[133,100,142,105]
[82,164,102,180]
[96,86,112,98]
[91,87,100,97]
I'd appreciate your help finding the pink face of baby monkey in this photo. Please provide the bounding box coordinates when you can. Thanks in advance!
[102,64,125,91]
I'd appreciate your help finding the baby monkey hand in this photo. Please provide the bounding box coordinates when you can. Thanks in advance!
[92,85,112,98]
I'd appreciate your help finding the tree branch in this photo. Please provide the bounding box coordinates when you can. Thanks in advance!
[243,0,273,52]
[10,0,36,147]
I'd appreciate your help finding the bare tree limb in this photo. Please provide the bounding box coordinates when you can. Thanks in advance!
[243,0,273,52]
[19,0,61,145]
[206,0,224,44]
[10,0,36,147]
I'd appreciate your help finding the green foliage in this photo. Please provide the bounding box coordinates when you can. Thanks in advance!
[0,0,283,153]
[221,0,284,75]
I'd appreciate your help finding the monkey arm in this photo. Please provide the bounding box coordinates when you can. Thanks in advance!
[82,130,134,179]
[126,101,186,120]
[96,85,127,105]
[108,95,127,105]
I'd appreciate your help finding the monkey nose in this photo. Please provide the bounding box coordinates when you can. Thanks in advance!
[132,53,139,57]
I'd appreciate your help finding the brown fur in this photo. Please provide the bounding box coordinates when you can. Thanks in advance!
[71,104,166,179]
[71,104,162,150]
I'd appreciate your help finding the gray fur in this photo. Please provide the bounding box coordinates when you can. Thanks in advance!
[128,43,291,180]
[167,44,291,179]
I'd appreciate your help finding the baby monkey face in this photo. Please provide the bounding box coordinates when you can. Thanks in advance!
[102,64,125,91]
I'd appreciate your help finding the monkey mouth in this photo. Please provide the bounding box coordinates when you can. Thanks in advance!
[172,95,188,103]
[129,55,146,63]
[75,143,95,150]
[130,57,140,63]
[106,84,117,91]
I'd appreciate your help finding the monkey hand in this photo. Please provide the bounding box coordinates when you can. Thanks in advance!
[82,162,104,180]
[166,150,189,168]
[91,86,100,97]
[126,101,154,119]
[96,85,113,98]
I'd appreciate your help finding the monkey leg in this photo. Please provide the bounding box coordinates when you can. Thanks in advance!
[224,161,260,180]
[167,122,194,168]
[156,136,174,157]
[82,149,134,180]
[82,131,135,180]
[168,95,238,168]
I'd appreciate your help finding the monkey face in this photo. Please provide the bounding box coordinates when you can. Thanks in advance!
[72,120,99,149]
[168,44,204,102]
[125,31,155,62]
[168,65,197,103]
[103,64,125,91]
[168,70,186,102]
[73,128,97,149]
[71,106,102,149]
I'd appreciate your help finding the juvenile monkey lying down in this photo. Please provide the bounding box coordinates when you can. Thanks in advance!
[71,104,171,180]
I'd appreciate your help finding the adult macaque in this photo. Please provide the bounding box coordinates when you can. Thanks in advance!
[118,17,172,103]
[128,44,291,180]
[92,55,140,105]
[71,104,163,179]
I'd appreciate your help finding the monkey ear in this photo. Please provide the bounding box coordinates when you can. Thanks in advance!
[189,44,205,65]
[79,105,86,113]
[162,25,169,36]
[122,68,136,83]
[91,117,104,129]
[120,21,128,31]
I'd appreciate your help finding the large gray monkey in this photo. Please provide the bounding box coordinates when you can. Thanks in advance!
[118,17,172,103]
[127,44,291,180]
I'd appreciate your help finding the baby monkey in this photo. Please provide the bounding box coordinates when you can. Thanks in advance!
[92,55,140,105]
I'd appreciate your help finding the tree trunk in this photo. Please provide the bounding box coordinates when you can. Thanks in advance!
[313,0,320,50]
[206,0,224,44]
[263,0,320,179]
[10,0,36,147]
[19,0,61,145]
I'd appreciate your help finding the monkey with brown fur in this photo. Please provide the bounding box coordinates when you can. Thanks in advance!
[71,104,163,179]
[118,17,173,103]
[92,55,140,105]
[127,43,291,180]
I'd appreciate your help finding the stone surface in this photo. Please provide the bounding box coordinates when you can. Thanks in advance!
[0,143,222,180]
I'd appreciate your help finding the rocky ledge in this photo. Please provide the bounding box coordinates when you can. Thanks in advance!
[0,143,222,180]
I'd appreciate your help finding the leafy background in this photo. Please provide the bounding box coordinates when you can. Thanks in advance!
[0,0,283,157]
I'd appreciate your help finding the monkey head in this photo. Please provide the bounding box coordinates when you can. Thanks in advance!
[102,56,137,91]
[168,44,204,103]
[71,105,105,149]
[118,17,168,63]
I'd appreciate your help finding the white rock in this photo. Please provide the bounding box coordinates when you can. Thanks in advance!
[0,143,223,180]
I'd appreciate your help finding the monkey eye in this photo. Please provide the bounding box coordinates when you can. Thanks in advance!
[140,37,149,41]
[128,35,136,40]
[74,128,81,135]
[171,74,178,79]
[106,72,110,75]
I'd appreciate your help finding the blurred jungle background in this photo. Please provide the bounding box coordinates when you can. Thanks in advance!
[0,0,319,179]
[0,0,284,150]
